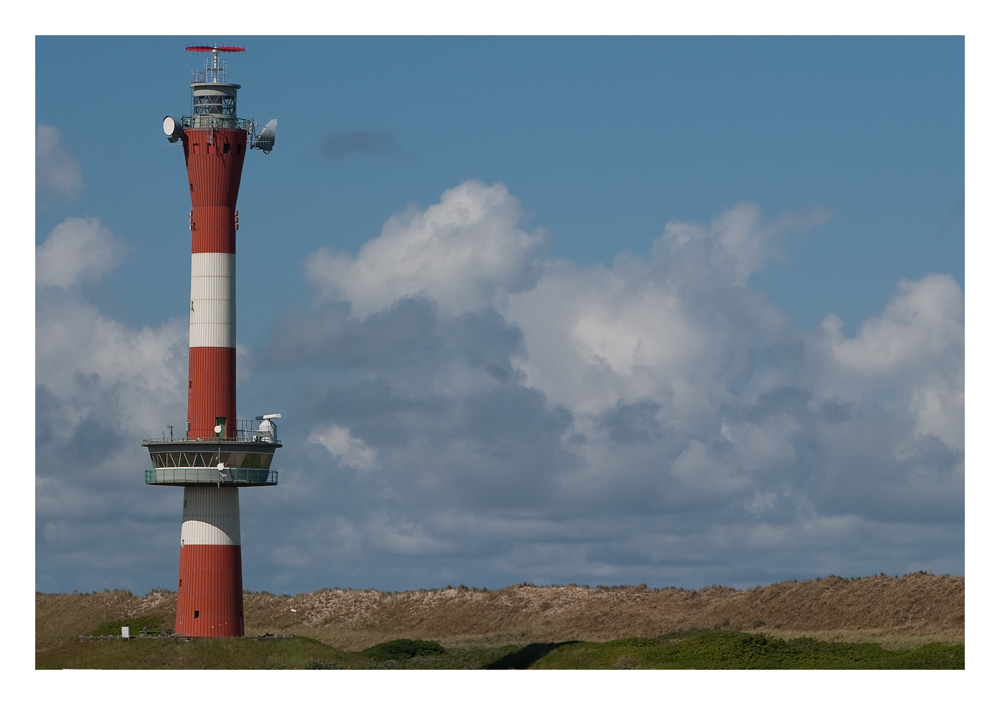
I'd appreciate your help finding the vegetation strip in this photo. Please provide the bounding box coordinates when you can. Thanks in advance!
[36,633,962,670]
[37,573,964,669]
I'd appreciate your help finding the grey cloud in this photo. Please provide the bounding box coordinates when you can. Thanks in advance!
[266,297,527,377]
[265,297,440,368]
[36,124,82,207]
[36,187,963,596]
[597,398,664,445]
[35,219,189,593]
[486,362,510,382]
[321,129,411,161]
[245,193,962,592]
[808,413,964,524]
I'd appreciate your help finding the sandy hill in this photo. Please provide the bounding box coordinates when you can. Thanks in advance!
[36,571,963,653]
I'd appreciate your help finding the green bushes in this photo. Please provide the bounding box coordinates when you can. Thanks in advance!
[305,660,347,669]
[360,639,447,661]
[531,632,964,669]
[37,632,963,670]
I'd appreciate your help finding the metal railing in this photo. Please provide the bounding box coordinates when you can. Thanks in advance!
[145,467,278,485]
[192,64,232,85]
[144,418,279,445]
[143,436,280,445]
[181,114,255,132]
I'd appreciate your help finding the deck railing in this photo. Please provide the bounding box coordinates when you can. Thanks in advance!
[145,467,278,485]
[181,114,256,133]
[144,418,279,445]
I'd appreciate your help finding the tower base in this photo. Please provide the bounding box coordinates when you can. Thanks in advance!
[175,486,244,637]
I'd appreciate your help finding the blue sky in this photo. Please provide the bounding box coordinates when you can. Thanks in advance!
[33,34,965,596]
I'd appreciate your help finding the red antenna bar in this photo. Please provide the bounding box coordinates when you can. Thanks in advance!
[186,45,245,52]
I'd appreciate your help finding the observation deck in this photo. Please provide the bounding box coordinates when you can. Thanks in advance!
[142,421,281,487]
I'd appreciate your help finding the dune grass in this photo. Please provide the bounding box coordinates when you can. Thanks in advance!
[37,572,963,669]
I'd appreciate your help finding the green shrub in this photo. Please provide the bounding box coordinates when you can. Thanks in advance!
[360,639,447,661]
[531,632,964,670]
[305,660,347,669]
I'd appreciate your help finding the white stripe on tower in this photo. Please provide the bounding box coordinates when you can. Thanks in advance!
[181,486,241,546]
[190,252,236,349]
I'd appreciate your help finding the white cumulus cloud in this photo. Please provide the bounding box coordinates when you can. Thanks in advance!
[310,423,378,470]
[502,202,804,423]
[36,217,128,289]
[823,274,963,376]
[304,180,548,318]
[811,274,964,449]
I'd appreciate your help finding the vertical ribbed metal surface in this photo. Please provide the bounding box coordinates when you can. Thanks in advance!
[187,347,237,439]
[175,125,248,637]
[175,486,244,637]
[183,128,247,251]
[190,253,236,348]
[182,127,245,440]
[181,485,241,544]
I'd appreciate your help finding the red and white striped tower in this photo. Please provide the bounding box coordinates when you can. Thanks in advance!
[144,45,279,637]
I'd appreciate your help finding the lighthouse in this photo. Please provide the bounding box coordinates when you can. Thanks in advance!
[143,45,279,637]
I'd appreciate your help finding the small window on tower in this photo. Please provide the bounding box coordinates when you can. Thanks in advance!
[192,143,200,155]
[223,143,230,154]
[194,611,199,619]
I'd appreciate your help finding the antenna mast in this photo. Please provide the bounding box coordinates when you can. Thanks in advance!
[186,44,245,84]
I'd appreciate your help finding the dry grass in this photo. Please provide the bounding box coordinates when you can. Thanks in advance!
[35,589,177,653]
[37,572,963,653]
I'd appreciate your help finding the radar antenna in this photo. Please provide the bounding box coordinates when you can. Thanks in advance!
[186,44,245,84]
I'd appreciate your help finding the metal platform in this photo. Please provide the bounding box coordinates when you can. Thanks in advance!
[142,437,281,487]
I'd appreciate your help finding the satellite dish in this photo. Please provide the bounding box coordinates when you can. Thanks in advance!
[214,425,223,434]
[253,119,277,154]
[162,116,184,143]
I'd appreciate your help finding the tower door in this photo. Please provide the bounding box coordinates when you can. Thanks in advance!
[215,417,226,438]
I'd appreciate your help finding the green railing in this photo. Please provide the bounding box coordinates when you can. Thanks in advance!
[145,467,278,486]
